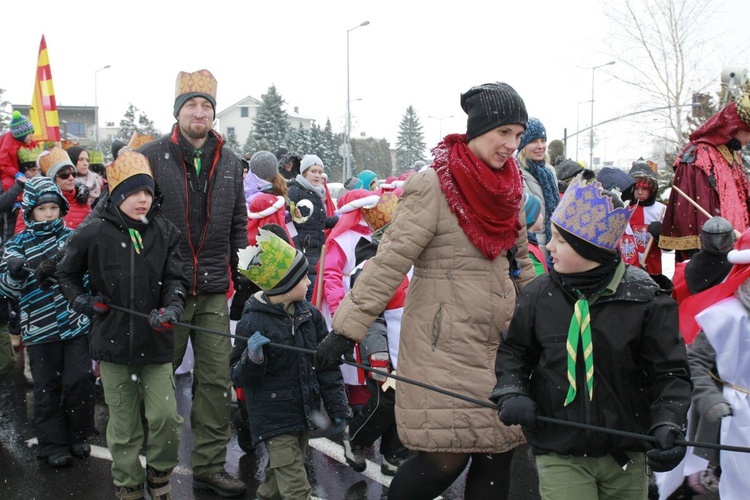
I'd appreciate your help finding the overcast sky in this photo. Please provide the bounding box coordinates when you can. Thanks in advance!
[2,0,747,167]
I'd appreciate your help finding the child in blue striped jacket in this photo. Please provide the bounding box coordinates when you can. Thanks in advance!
[0,176,94,468]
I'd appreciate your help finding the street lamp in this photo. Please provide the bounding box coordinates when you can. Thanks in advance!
[345,20,370,181]
[589,61,615,169]
[427,115,454,141]
[575,100,593,162]
[94,64,111,150]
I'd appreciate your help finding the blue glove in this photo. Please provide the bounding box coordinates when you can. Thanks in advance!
[331,417,347,435]
[247,332,270,357]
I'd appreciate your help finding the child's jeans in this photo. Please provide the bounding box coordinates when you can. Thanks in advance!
[99,361,183,488]
[257,431,312,500]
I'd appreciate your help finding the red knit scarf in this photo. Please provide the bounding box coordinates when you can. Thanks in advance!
[432,134,523,259]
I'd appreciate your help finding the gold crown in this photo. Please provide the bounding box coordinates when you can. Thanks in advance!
[37,147,73,176]
[175,69,217,100]
[362,191,399,232]
[106,149,153,194]
[127,131,154,150]
[61,139,79,151]
[737,92,750,128]
[237,229,298,291]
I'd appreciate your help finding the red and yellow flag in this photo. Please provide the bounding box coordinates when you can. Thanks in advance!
[29,35,60,142]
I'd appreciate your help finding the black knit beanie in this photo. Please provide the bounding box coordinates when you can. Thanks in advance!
[111,174,155,206]
[461,82,528,141]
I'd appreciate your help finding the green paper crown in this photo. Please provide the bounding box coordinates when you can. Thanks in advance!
[89,150,105,165]
[17,145,45,165]
[237,228,297,291]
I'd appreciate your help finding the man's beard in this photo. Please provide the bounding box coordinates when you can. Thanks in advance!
[181,123,209,141]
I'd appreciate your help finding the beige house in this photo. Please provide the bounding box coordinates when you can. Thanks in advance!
[216,96,316,146]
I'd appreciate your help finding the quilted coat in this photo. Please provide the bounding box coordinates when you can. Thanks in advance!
[333,168,534,453]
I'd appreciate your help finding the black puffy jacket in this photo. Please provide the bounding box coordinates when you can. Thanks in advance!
[56,194,187,365]
[231,293,352,445]
[494,265,691,457]
[139,125,247,295]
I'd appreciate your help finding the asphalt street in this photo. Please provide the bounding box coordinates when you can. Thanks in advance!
[0,350,542,500]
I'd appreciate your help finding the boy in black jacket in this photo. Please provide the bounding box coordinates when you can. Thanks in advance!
[57,150,188,500]
[492,174,692,499]
[232,228,351,500]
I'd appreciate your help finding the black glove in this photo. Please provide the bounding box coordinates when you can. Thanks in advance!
[6,257,29,280]
[148,305,181,332]
[648,221,662,241]
[229,288,253,321]
[315,331,356,370]
[34,258,58,290]
[647,425,686,472]
[72,294,110,317]
[75,182,89,205]
[498,395,537,428]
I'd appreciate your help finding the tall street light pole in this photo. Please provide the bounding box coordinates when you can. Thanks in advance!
[589,61,615,169]
[576,100,592,162]
[345,20,369,181]
[94,64,111,150]
[427,115,454,141]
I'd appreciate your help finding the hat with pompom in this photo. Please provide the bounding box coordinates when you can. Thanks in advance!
[10,111,34,140]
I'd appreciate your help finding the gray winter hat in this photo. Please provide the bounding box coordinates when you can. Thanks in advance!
[249,151,279,181]
[461,82,528,141]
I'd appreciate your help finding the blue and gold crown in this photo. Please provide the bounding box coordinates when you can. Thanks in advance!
[551,174,634,251]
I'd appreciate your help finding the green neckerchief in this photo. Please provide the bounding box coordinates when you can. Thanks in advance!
[128,228,144,254]
[563,261,625,406]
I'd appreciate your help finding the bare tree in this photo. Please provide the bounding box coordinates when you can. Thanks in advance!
[605,0,721,159]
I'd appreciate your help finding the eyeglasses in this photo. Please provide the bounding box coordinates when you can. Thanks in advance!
[57,172,74,180]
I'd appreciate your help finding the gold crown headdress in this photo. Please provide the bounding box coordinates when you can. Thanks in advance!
[361,191,398,233]
[106,149,153,195]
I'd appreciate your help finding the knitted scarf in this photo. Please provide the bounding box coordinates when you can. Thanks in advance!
[432,134,522,259]
[525,159,558,242]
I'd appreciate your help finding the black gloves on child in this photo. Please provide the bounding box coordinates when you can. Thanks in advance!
[647,425,686,472]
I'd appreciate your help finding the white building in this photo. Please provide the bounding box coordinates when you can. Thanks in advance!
[215,96,316,147]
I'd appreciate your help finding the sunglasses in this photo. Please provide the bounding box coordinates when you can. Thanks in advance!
[57,172,74,180]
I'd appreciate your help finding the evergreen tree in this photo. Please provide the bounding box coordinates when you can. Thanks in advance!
[319,119,342,182]
[0,88,10,133]
[225,128,241,155]
[118,103,161,140]
[285,123,309,156]
[243,132,259,156]
[395,105,426,172]
[351,137,393,180]
[252,84,290,152]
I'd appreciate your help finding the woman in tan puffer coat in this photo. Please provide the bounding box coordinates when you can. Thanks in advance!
[316,82,535,500]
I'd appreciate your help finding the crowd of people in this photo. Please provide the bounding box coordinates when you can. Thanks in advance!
[1,69,750,500]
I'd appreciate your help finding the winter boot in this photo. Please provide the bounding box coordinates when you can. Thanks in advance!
[381,455,406,476]
[342,427,366,472]
[147,465,173,500]
[114,485,145,500]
